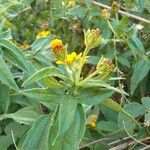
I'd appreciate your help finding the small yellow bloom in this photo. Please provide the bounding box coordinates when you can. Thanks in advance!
[87,114,97,128]
[66,52,82,65]
[55,52,82,66]
[50,39,67,63]
[50,39,64,53]
[66,52,77,64]
[36,30,50,39]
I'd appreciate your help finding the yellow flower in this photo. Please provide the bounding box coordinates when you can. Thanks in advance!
[50,39,64,53]
[67,0,76,7]
[66,52,79,64]
[87,114,97,128]
[50,39,67,62]
[55,52,82,65]
[21,41,29,50]
[36,30,50,39]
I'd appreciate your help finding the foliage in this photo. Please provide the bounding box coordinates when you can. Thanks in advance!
[0,0,150,149]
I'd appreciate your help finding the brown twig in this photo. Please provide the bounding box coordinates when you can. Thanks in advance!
[110,136,150,150]
[79,138,111,149]
[93,1,150,25]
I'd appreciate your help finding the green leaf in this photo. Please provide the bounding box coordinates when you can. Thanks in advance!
[85,0,93,8]
[69,6,87,18]
[22,115,51,150]
[0,56,19,91]
[138,0,145,11]
[131,59,150,95]
[34,52,54,67]
[0,39,28,71]
[118,54,130,68]
[132,36,145,53]
[102,99,140,127]
[116,15,128,38]
[117,102,144,132]
[0,84,10,113]
[63,104,86,150]
[53,95,78,143]
[87,56,99,65]
[0,136,12,150]
[77,89,114,106]
[80,80,128,95]
[141,97,150,109]
[21,0,36,6]
[123,102,145,118]
[5,122,29,138]
[96,121,118,132]
[141,97,150,124]
[31,37,51,53]
[18,88,62,104]
[103,99,124,113]
[53,0,62,11]
[130,25,145,54]
[49,104,86,150]
[22,67,67,87]
[144,111,150,124]
[0,107,41,125]
[0,29,12,40]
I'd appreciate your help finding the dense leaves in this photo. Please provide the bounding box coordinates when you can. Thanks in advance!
[0,0,150,150]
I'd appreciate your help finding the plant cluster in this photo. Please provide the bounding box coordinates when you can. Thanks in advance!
[0,0,150,150]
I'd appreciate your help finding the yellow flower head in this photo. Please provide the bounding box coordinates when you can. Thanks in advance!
[87,114,97,128]
[55,52,81,65]
[66,52,79,64]
[36,30,50,39]
[50,39,64,53]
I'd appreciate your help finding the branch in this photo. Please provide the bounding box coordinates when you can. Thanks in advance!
[93,1,150,25]
[79,138,110,149]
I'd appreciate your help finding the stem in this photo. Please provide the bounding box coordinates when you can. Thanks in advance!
[64,64,74,82]
[77,70,99,86]
[107,17,129,105]
[107,20,117,37]
[93,1,150,25]
[75,47,89,84]
[79,138,110,149]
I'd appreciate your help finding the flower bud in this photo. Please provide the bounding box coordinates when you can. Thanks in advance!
[50,39,67,62]
[87,114,97,128]
[101,9,110,19]
[111,1,119,13]
[97,57,115,80]
[84,28,101,50]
